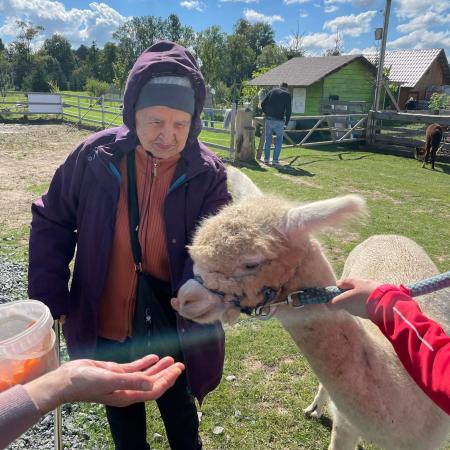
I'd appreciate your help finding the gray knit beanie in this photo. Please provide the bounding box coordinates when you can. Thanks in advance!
[135,75,195,115]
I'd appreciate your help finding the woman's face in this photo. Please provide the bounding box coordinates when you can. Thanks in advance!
[135,105,192,159]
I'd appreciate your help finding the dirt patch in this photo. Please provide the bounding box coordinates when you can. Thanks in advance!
[0,123,90,229]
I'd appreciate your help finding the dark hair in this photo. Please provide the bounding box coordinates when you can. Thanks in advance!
[280,82,288,88]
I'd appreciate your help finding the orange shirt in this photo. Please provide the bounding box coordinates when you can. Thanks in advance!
[97,146,180,341]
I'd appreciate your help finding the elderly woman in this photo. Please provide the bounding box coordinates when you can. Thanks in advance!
[28,40,231,450]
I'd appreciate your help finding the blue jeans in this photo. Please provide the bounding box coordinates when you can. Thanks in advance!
[264,118,284,162]
[203,108,214,127]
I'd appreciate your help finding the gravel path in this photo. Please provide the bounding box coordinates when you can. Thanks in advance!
[0,259,108,450]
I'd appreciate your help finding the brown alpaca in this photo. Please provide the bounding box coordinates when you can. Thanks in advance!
[415,124,442,170]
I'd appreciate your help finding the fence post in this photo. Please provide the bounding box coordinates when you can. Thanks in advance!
[77,96,81,127]
[229,107,236,159]
[101,95,105,129]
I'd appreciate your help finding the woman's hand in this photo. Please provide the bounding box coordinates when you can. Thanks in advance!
[329,278,382,318]
[24,354,184,414]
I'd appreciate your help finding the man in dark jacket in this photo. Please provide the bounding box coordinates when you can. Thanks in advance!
[261,82,292,166]
[28,40,231,450]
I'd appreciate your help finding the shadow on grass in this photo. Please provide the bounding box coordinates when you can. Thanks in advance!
[287,152,374,167]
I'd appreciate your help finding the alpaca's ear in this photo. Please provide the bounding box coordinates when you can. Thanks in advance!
[226,166,262,202]
[284,195,366,238]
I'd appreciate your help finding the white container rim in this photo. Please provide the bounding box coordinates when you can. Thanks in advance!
[0,300,55,359]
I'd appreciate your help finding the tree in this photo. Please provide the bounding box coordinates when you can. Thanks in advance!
[256,44,288,69]
[74,44,89,61]
[224,34,255,104]
[195,26,227,87]
[284,22,305,59]
[0,54,13,96]
[99,42,118,84]
[85,78,109,97]
[233,19,275,57]
[9,20,44,89]
[22,65,49,92]
[87,42,101,79]
[324,31,343,56]
[0,38,5,53]
[43,34,75,80]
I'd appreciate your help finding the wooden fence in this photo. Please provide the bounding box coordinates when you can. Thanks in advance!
[367,111,450,154]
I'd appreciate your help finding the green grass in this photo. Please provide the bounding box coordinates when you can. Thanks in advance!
[1,124,449,449]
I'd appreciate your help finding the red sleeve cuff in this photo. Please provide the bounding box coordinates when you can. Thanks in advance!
[367,284,412,321]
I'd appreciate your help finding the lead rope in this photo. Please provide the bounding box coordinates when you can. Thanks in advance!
[256,270,450,320]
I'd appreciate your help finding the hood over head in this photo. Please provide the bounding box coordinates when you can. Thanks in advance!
[122,40,206,145]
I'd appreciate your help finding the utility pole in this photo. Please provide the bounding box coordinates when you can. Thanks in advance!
[374,0,392,112]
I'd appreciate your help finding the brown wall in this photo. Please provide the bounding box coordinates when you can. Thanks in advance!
[399,60,446,108]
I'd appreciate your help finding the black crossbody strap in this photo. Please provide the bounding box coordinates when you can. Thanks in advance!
[126,150,142,269]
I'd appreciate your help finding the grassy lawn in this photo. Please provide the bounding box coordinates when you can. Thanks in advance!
[1,123,449,449]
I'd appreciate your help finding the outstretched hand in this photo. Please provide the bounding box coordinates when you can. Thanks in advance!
[329,278,381,318]
[24,354,184,413]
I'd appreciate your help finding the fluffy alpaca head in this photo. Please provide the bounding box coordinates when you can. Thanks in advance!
[177,168,366,324]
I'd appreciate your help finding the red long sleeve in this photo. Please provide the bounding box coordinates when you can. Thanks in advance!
[367,284,450,415]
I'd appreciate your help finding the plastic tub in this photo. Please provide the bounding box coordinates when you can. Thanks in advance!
[0,300,57,391]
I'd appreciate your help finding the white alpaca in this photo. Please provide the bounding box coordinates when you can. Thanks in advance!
[175,167,450,450]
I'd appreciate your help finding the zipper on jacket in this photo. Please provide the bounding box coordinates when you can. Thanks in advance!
[145,306,152,350]
[153,160,159,177]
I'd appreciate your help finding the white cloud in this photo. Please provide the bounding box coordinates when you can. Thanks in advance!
[0,0,129,47]
[389,29,450,50]
[302,32,343,52]
[283,0,310,4]
[396,10,450,34]
[324,0,377,6]
[219,0,259,3]
[300,11,309,18]
[180,0,204,11]
[244,8,284,24]
[324,11,377,37]
[393,0,449,19]
[325,5,339,13]
[347,46,377,54]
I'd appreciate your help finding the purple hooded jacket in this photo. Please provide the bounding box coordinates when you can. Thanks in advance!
[28,41,231,402]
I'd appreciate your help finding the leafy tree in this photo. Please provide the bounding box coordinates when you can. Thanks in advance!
[42,34,75,79]
[224,34,255,104]
[22,65,49,92]
[284,22,306,59]
[233,20,275,57]
[85,78,109,97]
[0,38,5,53]
[87,42,101,79]
[429,93,450,110]
[195,26,227,87]
[9,20,44,89]
[0,54,13,96]
[74,44,89,61]
[324,31,343,56]
[99,42,118,83]
[256,45,288,69]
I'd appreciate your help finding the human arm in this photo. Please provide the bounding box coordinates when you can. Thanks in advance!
[28,145,85,318]
[0,355,184,448]
[285,93,292,126]
[331,279,450,415]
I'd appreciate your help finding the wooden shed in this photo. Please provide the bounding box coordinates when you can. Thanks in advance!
[249,55,376,115]
[364,49,450,109]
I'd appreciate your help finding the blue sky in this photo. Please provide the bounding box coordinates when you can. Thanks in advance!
[0,0,449,56]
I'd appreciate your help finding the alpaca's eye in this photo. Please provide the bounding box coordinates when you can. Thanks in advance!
[245,263,259,270]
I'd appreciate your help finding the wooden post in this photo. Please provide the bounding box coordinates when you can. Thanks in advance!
[229,107,236,158]
[256,118,265,160]
[77,95,81,127]
[101,95,105,129]
[234,108,255,162]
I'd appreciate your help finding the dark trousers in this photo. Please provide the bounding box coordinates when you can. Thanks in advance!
[96,337,202,450]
